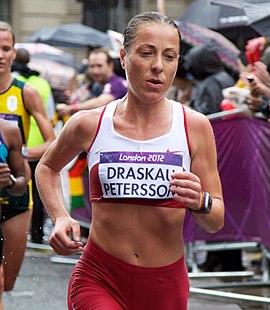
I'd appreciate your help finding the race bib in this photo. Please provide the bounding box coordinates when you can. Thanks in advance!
[0,113,18,126]
[99,151,183,199]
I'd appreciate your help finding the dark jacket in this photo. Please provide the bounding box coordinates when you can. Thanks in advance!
[184,43,236,115]
[11,61,40,78]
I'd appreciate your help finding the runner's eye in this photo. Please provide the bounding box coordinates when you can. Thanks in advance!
[164,54,178,62]
[140,51,153,57]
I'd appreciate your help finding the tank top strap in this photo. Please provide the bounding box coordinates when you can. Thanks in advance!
[170,100,185,133]
[100,99,120,132]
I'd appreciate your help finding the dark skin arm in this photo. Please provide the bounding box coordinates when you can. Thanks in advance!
[0,121,27,195]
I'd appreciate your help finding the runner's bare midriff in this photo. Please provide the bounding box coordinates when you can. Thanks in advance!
[90,202,186,267]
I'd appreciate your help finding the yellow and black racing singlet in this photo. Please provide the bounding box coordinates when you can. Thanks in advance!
[0,78,30,144]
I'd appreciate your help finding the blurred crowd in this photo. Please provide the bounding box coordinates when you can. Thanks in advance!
[169,36,270,121]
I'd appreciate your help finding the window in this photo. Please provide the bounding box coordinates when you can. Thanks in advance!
[0,0,11,23]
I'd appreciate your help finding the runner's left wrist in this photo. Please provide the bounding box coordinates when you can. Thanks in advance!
[191,192,212,214]
[5,174,17,189]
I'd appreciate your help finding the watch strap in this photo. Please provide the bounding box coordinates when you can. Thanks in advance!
[5,174,17,189]
[192,191,212,214]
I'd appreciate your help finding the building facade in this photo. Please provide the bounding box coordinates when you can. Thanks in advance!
[0,0,192,42]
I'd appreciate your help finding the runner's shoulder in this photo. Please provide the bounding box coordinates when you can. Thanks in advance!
[65,107,104,134]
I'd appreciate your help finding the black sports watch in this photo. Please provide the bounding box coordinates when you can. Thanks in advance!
[192,192,213,214]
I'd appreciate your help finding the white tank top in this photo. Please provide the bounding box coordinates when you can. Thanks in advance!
[87,99,191,209]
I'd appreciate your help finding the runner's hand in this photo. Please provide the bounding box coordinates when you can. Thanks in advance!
[170,171,202,211]
[49,216,84,255]
[56,103,72,117]
[0,163,12,190]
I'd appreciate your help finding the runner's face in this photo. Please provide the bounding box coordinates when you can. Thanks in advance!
[88,52,112,85]
[0,31,15,75]
[121,23,180,104]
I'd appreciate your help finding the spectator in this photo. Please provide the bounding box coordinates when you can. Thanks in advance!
[183,43,236,115]
[245,61,270,120]
[68,68,102,107]
[166,62,194,106]
[245,36,269,66]
[56,47,127,117]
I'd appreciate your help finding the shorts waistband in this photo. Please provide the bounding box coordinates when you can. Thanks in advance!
[83,238,185,275]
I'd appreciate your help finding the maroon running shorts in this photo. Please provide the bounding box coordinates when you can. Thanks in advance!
[68,239,190,310]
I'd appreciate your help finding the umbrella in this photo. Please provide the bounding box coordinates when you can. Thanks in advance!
[179,0,259,50]
[14,42,80,70]
[26,23,113,49]
[28,58,77,90]
[179,0,248,30]
[14,43,64,55]
[107,29,123,57]
[31,53,81,70]
[176,21,241,72]
[211,0,270,41]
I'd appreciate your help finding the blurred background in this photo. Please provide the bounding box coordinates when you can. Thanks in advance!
[0,0,192,59]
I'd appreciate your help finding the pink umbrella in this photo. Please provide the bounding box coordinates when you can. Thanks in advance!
[28,58,77,90]
[176,21,241,72]
[14,43,64,55]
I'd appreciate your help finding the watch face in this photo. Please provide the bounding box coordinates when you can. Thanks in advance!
[208,195,213,209]
[204,192,212,214]
[22,146,28,158]
[206,192,212,208]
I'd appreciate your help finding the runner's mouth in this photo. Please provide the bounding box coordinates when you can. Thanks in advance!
[147,79,162,85]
